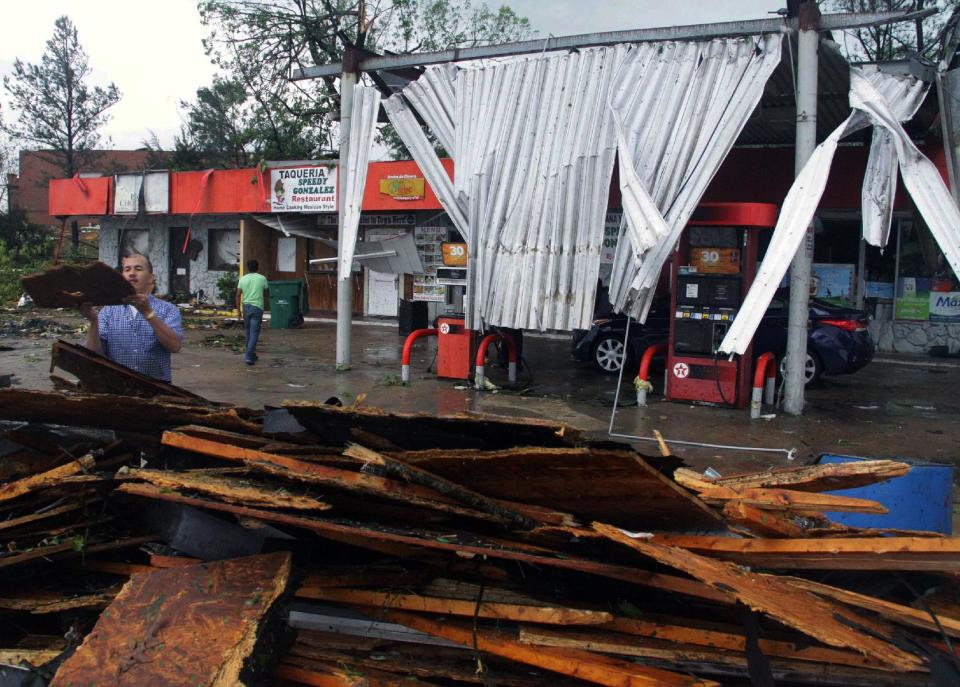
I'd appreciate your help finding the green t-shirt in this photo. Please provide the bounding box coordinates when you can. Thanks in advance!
[237,272,269,309]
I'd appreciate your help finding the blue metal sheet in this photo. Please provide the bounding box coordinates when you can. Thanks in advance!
[817,454,954,535]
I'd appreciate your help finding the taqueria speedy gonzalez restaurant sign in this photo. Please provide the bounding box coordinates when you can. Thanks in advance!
[271,164,338,212]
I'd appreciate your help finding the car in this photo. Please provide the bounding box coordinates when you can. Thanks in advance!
[571,294,874,386]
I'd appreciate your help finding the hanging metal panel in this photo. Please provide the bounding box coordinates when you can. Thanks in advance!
[339,85,381,279]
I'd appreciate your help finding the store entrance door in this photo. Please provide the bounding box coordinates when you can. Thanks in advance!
[364,229,400,317]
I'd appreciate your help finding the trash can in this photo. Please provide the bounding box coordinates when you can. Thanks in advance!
[398,299,429,336]
[268,280,308,329]
[817,454,954,534]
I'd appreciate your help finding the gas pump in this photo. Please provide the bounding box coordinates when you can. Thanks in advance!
[665,202,777,408]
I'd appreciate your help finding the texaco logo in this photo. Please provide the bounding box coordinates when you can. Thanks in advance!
[672,362,690,379]
[439,323,451,334]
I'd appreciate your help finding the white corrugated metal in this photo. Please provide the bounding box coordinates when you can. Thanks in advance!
[385,35,782,331]
[143,171,169,213]
[719,69,935,356]
[339,85,381,279]
[608,36,784,322]
[113,174,143,215]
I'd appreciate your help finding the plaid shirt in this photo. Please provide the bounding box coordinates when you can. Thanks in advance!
[99,296,183,382]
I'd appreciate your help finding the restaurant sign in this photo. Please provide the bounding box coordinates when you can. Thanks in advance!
[379,175,425,201]
[271,165,337,212]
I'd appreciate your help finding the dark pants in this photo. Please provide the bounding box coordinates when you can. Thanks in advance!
[243,304,263,363]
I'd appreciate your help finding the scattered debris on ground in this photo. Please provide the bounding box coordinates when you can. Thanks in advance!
[0,343,956,686]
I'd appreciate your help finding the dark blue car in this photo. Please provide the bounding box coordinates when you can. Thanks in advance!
[572,294,874,386]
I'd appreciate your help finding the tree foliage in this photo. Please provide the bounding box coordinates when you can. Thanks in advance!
[824,0,959,61]
[180,0,532,166]
[1,16,121,177]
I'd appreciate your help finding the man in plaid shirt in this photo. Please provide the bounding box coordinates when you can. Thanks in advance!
[79,253,184,382]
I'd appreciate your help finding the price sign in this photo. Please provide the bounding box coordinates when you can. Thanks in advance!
[441,242,468,267]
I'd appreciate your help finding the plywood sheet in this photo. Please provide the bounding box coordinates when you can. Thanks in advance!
[21,261,134,309]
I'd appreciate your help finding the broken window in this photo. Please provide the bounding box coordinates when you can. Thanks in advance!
[119,229,149,259]
[208,228,240,271]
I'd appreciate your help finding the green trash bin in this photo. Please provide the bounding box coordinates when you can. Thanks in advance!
[268,279,307,329]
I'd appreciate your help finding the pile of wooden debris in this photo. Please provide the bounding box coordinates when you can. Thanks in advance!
[0,349,957,686]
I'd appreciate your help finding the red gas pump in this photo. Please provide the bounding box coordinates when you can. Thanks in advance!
[665,203,777,409]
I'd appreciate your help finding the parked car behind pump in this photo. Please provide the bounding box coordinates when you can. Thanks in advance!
[571,293,874,386]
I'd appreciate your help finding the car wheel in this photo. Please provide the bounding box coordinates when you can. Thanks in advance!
[593,335,627,373]
[779,351,822,387]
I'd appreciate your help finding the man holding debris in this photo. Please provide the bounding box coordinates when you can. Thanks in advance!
[80,253,183,382]
[235,259,269,366]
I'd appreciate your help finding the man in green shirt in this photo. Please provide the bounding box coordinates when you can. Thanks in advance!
[236,259,269,365]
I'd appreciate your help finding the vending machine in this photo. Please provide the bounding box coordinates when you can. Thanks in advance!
[665,202,778,409]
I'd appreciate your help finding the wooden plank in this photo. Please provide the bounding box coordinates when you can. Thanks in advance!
[125,468,332,512]
[0,454,95,502]
[517,627,928,687]
[296,586,613,625]
[721,501,807,538]
[377,610,718,687]
[682,460,912,493]
[783,576,960,639]
[0,388,262,434]
[592,522,925,671]
[601,616,896,670]
[0,500,90,533]
[0,535,156,570]
[149,554,201,569]
[394,446,724,531]
[284,401,582,450]
[51,340,205,400]
[116,482,732,604]
[161,431,511,525]
[51,552,291,687]
[20,260,134,308]
[692,485,888,514]
[0,649,62,667]
[343,443,537,529]
[649,534,960,571]
[0,589,118,614]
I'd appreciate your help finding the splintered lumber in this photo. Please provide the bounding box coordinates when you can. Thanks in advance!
[0,649,63,667]
[721,501,808,538]
[343,443,537,529]
[783,576,960,639]
[0,589,118,614]
[116,482,731,604]
[0,535,155,570]
[687,485,888,514]
[20,260,134,308]
[296,586,613,625]
[51,339,205,400]
[0,388,262,434]
[283,401,582,450]
[516,627,927,687]
[648,535,960,571]
[394,446,724,531]
[161,431,511,525]
[0,454,95,502]
[676,460,911,493]
[50,552,291,687]
[376,610,718,687]
[592,522,925,671]
[123,468,332,512]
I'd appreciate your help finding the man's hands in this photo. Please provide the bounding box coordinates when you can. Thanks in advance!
[78,302,98,324]
[124,293,153,317]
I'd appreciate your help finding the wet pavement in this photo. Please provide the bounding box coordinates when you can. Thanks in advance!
[1,309,958,524]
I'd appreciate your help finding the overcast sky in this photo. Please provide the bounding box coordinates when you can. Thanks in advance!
[0,1,787,153]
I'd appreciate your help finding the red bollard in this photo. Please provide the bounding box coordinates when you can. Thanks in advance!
[751,352,777,419]
[475,333,517,389]
[400,328,438,383]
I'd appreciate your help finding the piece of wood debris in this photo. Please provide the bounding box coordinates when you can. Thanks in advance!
[20,261,133,308]
[50,552,291,687]
[676,460,911,493]
[0,454,95,502]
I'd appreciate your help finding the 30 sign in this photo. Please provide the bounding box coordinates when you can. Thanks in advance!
[441,242,468,267]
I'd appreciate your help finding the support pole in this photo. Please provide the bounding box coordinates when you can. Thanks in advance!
[336,51,358,371]
[784,1,820,416]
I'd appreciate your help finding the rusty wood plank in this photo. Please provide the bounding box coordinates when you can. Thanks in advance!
[0,589,118,614]
[276,660,435,686]
[376,610,718,687]
[71,559,155,577]
[0,649,63,667]
[681,460,912,493]
[649,535,960,571]
[0,454,95,502]
[161,431,511,525]
[0,388,262,434]
[51,552,291,687]
[394,447,724,531]
[0,500,91,533]
[593,523,925,672]
[692,485,888,514]
[149,554,200,568]
[721,502,807,538]
[344,443,537,530]
[517,628,928,686]
[124,468,332,512]
[21,261,133,308]
[52,340,205,400]
[295,586,613,625]
[601,617,897,670]
[784,575,960,638]
[0,535,155,570]
[284,401,582,450]
[116,483,732,604]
